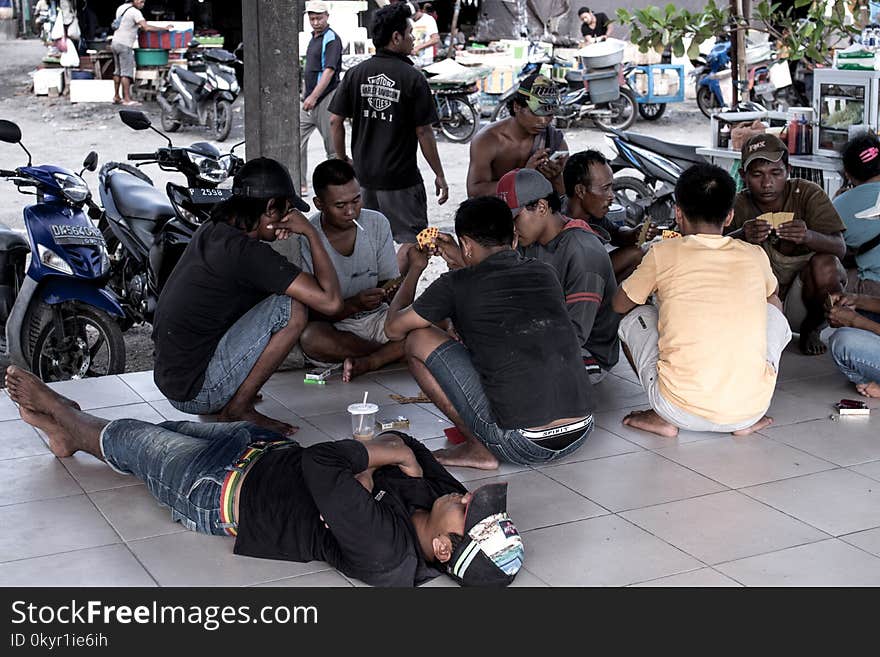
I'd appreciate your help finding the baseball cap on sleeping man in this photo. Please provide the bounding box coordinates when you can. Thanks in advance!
[447,483,525,587]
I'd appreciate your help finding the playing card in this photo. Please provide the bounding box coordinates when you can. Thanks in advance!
[416,226,440,250]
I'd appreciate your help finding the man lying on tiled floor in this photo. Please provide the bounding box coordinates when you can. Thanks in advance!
[4,365,524,588]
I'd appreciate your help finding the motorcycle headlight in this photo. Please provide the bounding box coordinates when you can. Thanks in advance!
[52,172,89,203]
[187,152,231,184]
[37,244,74,275]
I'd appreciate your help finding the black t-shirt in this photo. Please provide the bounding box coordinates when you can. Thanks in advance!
[152,221,302,401]
[581,12,610,38]
[412,249,594,429]
[328,49,438,190]
[235,436,466,587]
[304,27,342,103]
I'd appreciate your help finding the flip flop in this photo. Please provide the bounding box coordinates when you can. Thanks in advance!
[122,100,141,106]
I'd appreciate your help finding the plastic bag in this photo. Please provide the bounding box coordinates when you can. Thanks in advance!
[54,36,68,53]
[67,17,81,41]
[60,44,79,67]
[49,13,65,40]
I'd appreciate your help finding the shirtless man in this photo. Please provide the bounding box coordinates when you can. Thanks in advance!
[466,74,568,198]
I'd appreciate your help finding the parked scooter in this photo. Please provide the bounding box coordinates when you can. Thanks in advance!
[0,120,125,382]
[96,110,242,330]
[490,43,637,130]
[157,40,241,141]
[604,126,706,227]
[428,76,483,143]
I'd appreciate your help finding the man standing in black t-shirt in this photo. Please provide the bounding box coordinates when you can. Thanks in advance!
[577,7,614,45]
[384,197,594,470]
[329,2,448,273]
[152,159,342,435]
[300,1,343,195]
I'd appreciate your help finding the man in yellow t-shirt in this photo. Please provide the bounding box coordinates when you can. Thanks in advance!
[612,164,792,438]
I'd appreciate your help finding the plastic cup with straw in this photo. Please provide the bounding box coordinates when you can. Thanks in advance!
[348,391,378,440]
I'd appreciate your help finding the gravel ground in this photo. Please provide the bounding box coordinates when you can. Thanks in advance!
[0,37,711,376]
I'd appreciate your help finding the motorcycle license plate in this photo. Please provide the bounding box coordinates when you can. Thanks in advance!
[188,187,232,204]
[50,223,105,247]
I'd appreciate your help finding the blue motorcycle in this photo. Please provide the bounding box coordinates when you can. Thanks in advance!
[693,40,731,118]
[0,119,125,382]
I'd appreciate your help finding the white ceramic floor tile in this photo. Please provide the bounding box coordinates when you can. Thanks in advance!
[741,469,880,536]
[716,538,880,586]
[127,531,331,587]
[262,371,392,417]
[60,451,138,493]
[594,406,722,450]
[48,375,143,410]
[632,568,741,587]
[0,495,120,562]
[523,515,702,586]
[621,490,828,565]
[0,454,81,505]
[472,470,607,532]
[253,570,353,587]
[305,402,447,442]
[0,419,50,460]
[89,402,166,423]
[776,345,841,382]
[779,373,878,410]
[761,416,880,467]
[588,376,649,412]
[840,527,880,558]
[367,369,424,397]
[0,544,155,587]
[118,370,166,402]
[764,389,837,427]
[419,437,531,483]
[654,435,835,489]
[149,399,215,422]
[0,391,22,421]
[89,484,187,541]
[542,451,725,512]
[849,460,880,482]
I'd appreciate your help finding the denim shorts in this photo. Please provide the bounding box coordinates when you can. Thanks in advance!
[171,294,293,415]
[424,340,593,466]
[100,419,292,535]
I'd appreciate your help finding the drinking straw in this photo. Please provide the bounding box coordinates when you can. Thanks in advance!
[357,391,368,434]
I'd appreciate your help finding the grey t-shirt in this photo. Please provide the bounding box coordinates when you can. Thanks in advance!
[300,208,399,309]
[111,3,145,48]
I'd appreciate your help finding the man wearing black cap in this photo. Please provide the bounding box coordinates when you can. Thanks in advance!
[152,158,342,435]
[5,365,523,587]
[728,134,847,355]
[467,73,569,198]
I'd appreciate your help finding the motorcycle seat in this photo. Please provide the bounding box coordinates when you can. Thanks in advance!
[0,223,29,252]
[107,172,176,227]
[204,49,236,64]
[623,133,702,165]
[173,67,204,87]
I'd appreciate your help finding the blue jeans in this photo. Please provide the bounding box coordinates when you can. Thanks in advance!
[171,294,293,415]
[829,327,880,386]
[100,419,291,535]
[424,340,593,466]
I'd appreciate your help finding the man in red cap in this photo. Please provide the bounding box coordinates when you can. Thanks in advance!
[728,134,847,355]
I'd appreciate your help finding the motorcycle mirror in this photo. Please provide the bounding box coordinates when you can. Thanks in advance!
[0,119,22,144]
[230,140,245,154]
[119,109,152,130]
[82,151,98,172]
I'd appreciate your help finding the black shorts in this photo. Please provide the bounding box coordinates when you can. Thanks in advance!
[361,183,428,244]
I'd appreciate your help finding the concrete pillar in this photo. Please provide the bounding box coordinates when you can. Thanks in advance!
[241,0,302,266]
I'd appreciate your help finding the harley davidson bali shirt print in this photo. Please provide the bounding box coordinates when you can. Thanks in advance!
[329,50,438,190]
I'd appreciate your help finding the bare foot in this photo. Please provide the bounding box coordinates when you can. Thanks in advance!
[5,366,78,413]
[856,382,880,398]
[218,405,299,437]
[342,356,374,383]
[732,415,774,436]
[433,438,499,470]
[799,330,826,355]
[622,409,679,438]
[19,406,77,457]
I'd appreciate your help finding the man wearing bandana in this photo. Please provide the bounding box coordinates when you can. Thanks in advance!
[466,74,569,198]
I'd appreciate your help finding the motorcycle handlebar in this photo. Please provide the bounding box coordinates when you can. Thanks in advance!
[0,169,16,177]
[127,153,157,161]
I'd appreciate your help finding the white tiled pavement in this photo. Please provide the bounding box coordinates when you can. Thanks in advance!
[2,343,880,587]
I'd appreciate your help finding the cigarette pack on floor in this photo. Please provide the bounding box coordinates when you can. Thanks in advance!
[836,400,870,416]
[376,415,410,431]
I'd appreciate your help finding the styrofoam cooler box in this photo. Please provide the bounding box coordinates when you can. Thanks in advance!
[69,79,116,103]
[33,68,64,95]
[139,29,193,49]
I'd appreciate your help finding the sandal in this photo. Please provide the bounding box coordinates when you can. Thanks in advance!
[122,100,141,106]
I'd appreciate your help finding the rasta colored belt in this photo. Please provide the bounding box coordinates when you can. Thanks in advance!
[218,440,296,537]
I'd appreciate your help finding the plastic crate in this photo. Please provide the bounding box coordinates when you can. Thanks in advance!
[138,29,193,50]
[626,64,684,104]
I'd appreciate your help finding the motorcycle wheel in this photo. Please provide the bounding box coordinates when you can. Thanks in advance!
[491,100,510,122]
[696,86,722,118]
[26,301,126,382]
[595,88,637,131]
[439,98,479,143]
[638,102,666,121]
[212,99,233,142]
[160,106,181,133]
[612,177,653,228]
